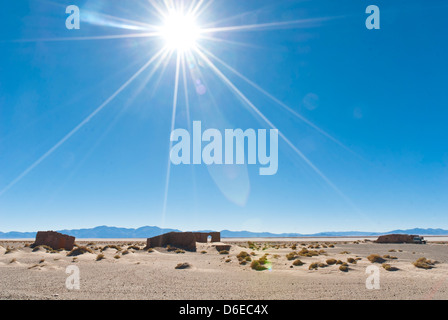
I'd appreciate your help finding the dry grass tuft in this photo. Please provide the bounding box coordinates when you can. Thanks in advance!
[308,262,319,270]
[339,265,349,272]
[67,246,94,256]
[326,258,337,265]
[175,262,191,269]
[250,260,267,271]
[413,257,435,269]
[347,258,357,264]
[382,263,398,271]
[286,251,298,260]
[96,254,105,261]
[367,254,385,263]
[102,245,122,252]
[292,259,304,266]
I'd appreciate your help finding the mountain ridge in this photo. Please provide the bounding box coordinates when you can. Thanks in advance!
[1,226,448,239]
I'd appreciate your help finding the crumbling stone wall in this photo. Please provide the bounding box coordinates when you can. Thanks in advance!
[375,234,417,243]
[33,231,75,250]
[146,232,220,252]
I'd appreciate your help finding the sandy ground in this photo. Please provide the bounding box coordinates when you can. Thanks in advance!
[1,239,447,300]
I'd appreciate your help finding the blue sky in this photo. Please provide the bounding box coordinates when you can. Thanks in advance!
[1,0,447,233]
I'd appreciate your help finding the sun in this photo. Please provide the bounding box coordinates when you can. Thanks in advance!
[160,11,201,52]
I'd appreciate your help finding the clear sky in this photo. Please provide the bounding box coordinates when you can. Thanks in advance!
[1,0,447,233]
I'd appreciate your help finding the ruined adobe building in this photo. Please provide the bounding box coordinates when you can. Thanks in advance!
[146,231,221,252]
[33,231,75,250]
[375,234,418,243]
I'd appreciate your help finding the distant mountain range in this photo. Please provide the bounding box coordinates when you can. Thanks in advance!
[1,226,448,239]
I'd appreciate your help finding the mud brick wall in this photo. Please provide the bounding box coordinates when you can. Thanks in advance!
[375,234,417,243]
[146,232,221,252]
[33,231,75,250]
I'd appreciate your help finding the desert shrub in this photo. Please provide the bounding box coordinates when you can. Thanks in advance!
[114,255,121,259]
[239,260,247,265]
[122,250,130,255]
[388,249,396,252]
[96,254,105,261]
[225,259,231,263]
[339,265,349,272]
[250,260,267,271]
[329,244,335,248]
[336,260,343,265]
[413,257,435,269]
[326,259,337,265]
[219,250,229,255]
[175,262,191,269]
[273,254,281,259]
[67,246,94,256]
[146,248,154,253]
[9,258,17,263]
[367,254,385,263]
[176,249,186,254]
[237,251,249,259]
[318,249,327,255]
[382,263,398,271]
[245,256,252,262]
[292,259,304,266]
[250,252,256,256]
[291,244,297,250]
[39,259,45,264]
[308,262,319,270]
[200,250,207,254]
[347,258,357,264]
[339,251,350,254]
[127,245,141,251]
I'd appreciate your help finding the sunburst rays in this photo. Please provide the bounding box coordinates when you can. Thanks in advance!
[2,0,356,213]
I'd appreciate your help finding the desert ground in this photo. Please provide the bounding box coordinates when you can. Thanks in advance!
[1,237,447,300]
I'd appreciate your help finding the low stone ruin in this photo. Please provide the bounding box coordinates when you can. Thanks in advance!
[32,231,75,250]
[146,231,221,252]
